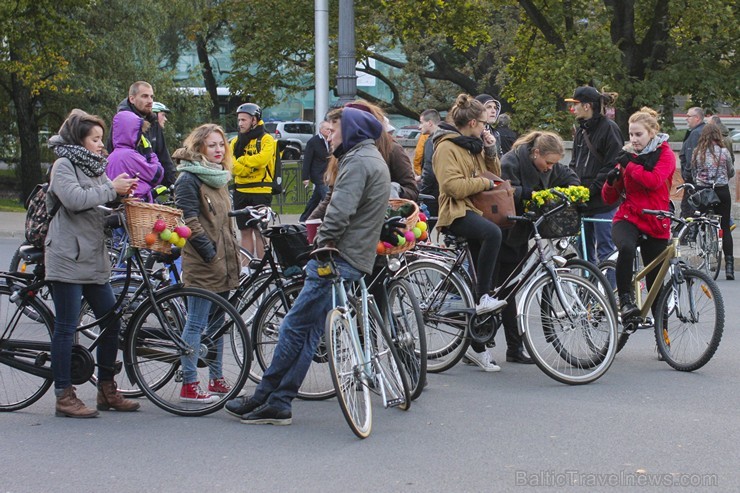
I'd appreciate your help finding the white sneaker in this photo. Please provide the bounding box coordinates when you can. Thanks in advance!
[475,294,507,315]
[464,348,501,372]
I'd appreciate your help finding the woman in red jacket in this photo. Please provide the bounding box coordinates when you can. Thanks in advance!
[602,107,676,320]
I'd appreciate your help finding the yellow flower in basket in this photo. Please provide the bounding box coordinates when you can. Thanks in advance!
[524,186,590,213]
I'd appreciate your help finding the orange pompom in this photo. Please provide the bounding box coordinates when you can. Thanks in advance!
[145,232,158,246]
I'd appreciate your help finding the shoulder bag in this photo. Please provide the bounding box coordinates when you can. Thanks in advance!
[470,171,516,229]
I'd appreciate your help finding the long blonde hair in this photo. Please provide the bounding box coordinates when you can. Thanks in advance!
[512,131,564,158]
[182,124,233,172]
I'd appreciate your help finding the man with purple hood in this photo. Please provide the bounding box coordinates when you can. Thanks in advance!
[106,111,164,202]
[225,107,390,425]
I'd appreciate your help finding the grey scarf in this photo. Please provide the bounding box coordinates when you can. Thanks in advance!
[50,141,108,177]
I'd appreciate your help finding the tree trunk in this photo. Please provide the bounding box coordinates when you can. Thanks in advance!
[10,72,42,203]
[196,35,221,122]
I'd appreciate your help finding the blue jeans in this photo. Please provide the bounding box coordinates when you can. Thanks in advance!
[582,210,616,263]
[51,282,119,390]
[299,183,329,222]
[253,258,362,411]
[181,291,229,384]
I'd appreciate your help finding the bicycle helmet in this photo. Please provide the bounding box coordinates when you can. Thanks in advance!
[152,102,170,114]
[236,103,262,121]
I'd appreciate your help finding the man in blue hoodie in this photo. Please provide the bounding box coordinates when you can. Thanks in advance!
[224,107,391,425]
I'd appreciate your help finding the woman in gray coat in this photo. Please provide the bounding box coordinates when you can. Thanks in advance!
[46,109,139,418]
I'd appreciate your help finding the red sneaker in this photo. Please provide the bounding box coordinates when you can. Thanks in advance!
[208,377,232,394]
[180,382,219,403]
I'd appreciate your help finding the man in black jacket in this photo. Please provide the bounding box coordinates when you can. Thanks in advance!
[566,85,623,264]
[679,107,706,217]
[299,121,331,222]
[107,81,176,187]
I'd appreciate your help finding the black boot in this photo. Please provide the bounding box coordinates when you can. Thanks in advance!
[619,293,639,321]
[725,255,734,280]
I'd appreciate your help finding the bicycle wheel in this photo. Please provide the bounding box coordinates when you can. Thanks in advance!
[679,222,708,273]
[702,222,722,281]
[126,286,251,416]
[233,269,278,383]
[0,285,54,411]
[386,278,426,400]
[365,300,411,411]
[252,281,335,400]
[403,260,472,373]
[326,308,372,438]
[522,272,617,385]
[654,267,723,371]
[78,276,145,397]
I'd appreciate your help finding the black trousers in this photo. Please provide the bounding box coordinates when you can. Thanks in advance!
[612,221,667,311]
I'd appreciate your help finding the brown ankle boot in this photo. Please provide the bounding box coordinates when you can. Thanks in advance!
[56,386,99,418]
[97,381,141,412]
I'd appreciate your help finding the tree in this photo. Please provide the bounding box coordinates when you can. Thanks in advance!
[0,0,91,200]
[505,0,739,134]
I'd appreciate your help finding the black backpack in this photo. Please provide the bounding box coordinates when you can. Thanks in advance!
[24,183,61,249]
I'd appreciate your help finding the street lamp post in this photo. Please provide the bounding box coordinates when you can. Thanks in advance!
[336,0,356,105]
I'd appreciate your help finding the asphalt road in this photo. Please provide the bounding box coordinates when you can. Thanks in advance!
[0,238,737,492]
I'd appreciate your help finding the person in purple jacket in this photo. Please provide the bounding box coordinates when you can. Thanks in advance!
[107,111,164,202]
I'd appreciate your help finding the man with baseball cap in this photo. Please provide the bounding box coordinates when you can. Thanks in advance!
[565,85,623,265]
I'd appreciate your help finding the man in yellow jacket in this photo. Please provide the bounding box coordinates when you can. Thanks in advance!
[230,103,277,257]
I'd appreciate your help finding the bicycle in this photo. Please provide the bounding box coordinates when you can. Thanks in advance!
[614,209,724,370]
[0,205,252,416]
[230,206,335,400]
[404,190,619,384]
[319,247,411,438]
[674,183,723,280]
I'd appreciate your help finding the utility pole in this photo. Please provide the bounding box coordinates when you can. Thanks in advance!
[336,0,356,105]
[314,0,329,124]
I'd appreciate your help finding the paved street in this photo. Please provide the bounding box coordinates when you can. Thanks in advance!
[1,236,738,492]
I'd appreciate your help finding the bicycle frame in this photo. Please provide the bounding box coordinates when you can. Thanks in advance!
[632,240,676,319]
[331,277,374,381]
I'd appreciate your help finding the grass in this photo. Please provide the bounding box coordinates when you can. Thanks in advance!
[0,198,24,213]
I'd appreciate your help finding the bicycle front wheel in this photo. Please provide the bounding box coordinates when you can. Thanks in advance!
[386,278,427,400]
[365,300,411,411]
[654,268,723,371]
[403,260,472,373]
[126,287,251,416]
[252,281,335,400]
[326,308,372,439]
[0,285,54,412]
[703,223,722,280]
[522,272,617,385]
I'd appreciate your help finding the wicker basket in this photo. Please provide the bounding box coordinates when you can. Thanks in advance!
[380,198,420,255]
[123,198,183,254]
[537,204,581,239]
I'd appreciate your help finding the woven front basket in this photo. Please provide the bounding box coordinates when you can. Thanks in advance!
[381,198,420,255]
[123,198,183,254]
[537,204,581,239]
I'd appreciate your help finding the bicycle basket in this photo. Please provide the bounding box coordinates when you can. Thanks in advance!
[123,198,183,254]
[381,198,420,255]
[265,224,311,269]
[537,204,581,239]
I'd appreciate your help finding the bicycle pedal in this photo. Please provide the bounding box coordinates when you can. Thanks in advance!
[385,397,406,408]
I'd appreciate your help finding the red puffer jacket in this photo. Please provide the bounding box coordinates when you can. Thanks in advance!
[602,141,676,239]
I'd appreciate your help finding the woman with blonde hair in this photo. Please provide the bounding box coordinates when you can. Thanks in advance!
[173,123,241,402]
[602,107,675,320]
[691,122,735,279]
[497,130,579,364]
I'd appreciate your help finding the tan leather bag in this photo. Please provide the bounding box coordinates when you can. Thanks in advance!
[470,171,516,229]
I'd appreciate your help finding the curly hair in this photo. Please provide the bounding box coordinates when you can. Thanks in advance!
[182,123,232,172]
[692,123,726,167]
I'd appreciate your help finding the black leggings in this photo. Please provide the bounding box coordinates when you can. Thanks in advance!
[612,220,668,300]
[697,185,733,257]
[447,210,502,301]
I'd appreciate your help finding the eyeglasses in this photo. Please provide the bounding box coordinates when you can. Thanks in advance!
[475,119,487,125]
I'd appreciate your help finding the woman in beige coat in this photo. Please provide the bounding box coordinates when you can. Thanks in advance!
[432,94,506,371]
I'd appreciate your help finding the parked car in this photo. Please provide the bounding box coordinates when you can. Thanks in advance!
[263,121,315,153]
[394,125,421,140]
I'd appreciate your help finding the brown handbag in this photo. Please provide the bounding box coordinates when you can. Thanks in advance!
[470,171,516,229]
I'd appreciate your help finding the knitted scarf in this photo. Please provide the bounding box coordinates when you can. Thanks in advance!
[177,159,231,189]
[52,143,108,177]
[438,122,484,155]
